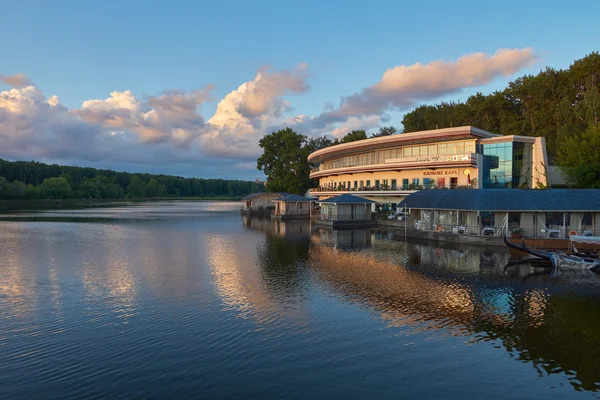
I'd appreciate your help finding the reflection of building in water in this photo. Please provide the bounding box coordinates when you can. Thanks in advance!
[243,216,311,240]
[308,240,600,391]
[313,227,372,249]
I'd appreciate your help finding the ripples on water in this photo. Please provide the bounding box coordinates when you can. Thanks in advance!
[1,201,600,399]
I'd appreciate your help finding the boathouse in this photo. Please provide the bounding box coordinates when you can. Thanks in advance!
[398,189,600,238]
[273,194,313,219]
[317,194,376,228]
[241,192,288,216]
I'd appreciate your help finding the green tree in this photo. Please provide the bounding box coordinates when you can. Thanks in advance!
[127,175,146,198]
[341,130,368,143]
[371,126,398,138]
[257,128,312,194]
[306,136,332,151]
[40,177,72,199]
[145,178,167,198]
[78,178,100,198]
[24,184,42,199]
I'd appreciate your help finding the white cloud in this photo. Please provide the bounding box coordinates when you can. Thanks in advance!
[314,48,538,128]
[0,49,538,178]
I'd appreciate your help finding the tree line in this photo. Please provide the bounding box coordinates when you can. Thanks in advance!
[0,159,264,200]
[257,52,600,192]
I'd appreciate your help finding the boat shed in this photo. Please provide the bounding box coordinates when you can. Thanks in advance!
[398,189,600,238]
[317,194,376,228]
[241,192,289,216]
[273,194,313,219]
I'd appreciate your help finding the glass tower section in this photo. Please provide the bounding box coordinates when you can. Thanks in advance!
[481,142,533,188]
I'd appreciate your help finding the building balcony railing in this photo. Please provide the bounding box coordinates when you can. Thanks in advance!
[311,184,475,193]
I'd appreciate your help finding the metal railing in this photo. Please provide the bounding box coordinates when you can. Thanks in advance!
[313,185,474,193]
[412,224,600,238]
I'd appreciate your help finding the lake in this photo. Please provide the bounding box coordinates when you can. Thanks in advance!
[1,201,600,399]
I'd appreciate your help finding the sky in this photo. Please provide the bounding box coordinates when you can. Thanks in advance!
[1,0,599,180]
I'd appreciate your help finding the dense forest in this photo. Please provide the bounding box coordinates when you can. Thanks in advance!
[0,159,264,200]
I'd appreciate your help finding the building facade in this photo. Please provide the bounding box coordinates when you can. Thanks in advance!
[308,126,551,204]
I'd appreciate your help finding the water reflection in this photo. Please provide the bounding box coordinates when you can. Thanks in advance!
[307,226,600,392]
[244,218,600,392]
[2,206,600,399]
[208,218,311,328]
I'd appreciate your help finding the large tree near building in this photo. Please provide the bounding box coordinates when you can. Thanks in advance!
[341,130,368,143]
[257,128,316,194]
[371,126,398,137]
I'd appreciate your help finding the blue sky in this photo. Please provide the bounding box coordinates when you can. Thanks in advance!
[0,0,599,179]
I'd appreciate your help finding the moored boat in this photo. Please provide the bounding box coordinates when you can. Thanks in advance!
[503,234,600,270]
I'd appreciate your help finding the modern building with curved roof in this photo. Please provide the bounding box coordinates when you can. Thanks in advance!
[308,126,552,204]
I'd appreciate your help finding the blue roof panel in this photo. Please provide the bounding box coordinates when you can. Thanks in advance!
[277,194,313,202]
[318,194,377,204]
[398,189,600,211]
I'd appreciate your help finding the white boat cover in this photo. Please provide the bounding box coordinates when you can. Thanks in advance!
[569,235,600,245]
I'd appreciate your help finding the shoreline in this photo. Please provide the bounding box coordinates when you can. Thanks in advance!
[0,196,242,211]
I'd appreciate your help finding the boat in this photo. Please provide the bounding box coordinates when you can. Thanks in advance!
[502,235,553,262]
[502,234,600,270]
[550,252,600,270]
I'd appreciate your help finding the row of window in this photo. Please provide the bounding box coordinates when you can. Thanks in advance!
[321,140,477,171]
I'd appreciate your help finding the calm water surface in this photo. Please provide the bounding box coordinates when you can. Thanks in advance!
[1,201,600,399]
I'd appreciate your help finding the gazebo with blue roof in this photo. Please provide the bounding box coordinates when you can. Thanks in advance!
[317,194,377,228]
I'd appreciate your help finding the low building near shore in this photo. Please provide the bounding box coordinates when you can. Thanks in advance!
[398,189,600,238]
[317,194,376,229]
[241,192,288,216]
[273,194,313,219]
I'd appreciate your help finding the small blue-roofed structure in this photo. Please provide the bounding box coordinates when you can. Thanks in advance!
[317,194,376,228]
[397,189,600,238]
[273,194,313,219]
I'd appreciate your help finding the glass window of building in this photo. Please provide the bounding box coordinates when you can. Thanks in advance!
[360,180,364,189]
[412,178,419,185]
[465,141,475,154]
[391,179,397,189]
[403,147,411,157]
[402,178,409,189]
[366,180,371,188]
[375,180,380,188]
[423,178,431,188]
[438,144,447,155]
[447,143,455,154]
[455,143,464,154]
[354,181,358,189]
[427,145,436,156]
[482,141,533,189]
